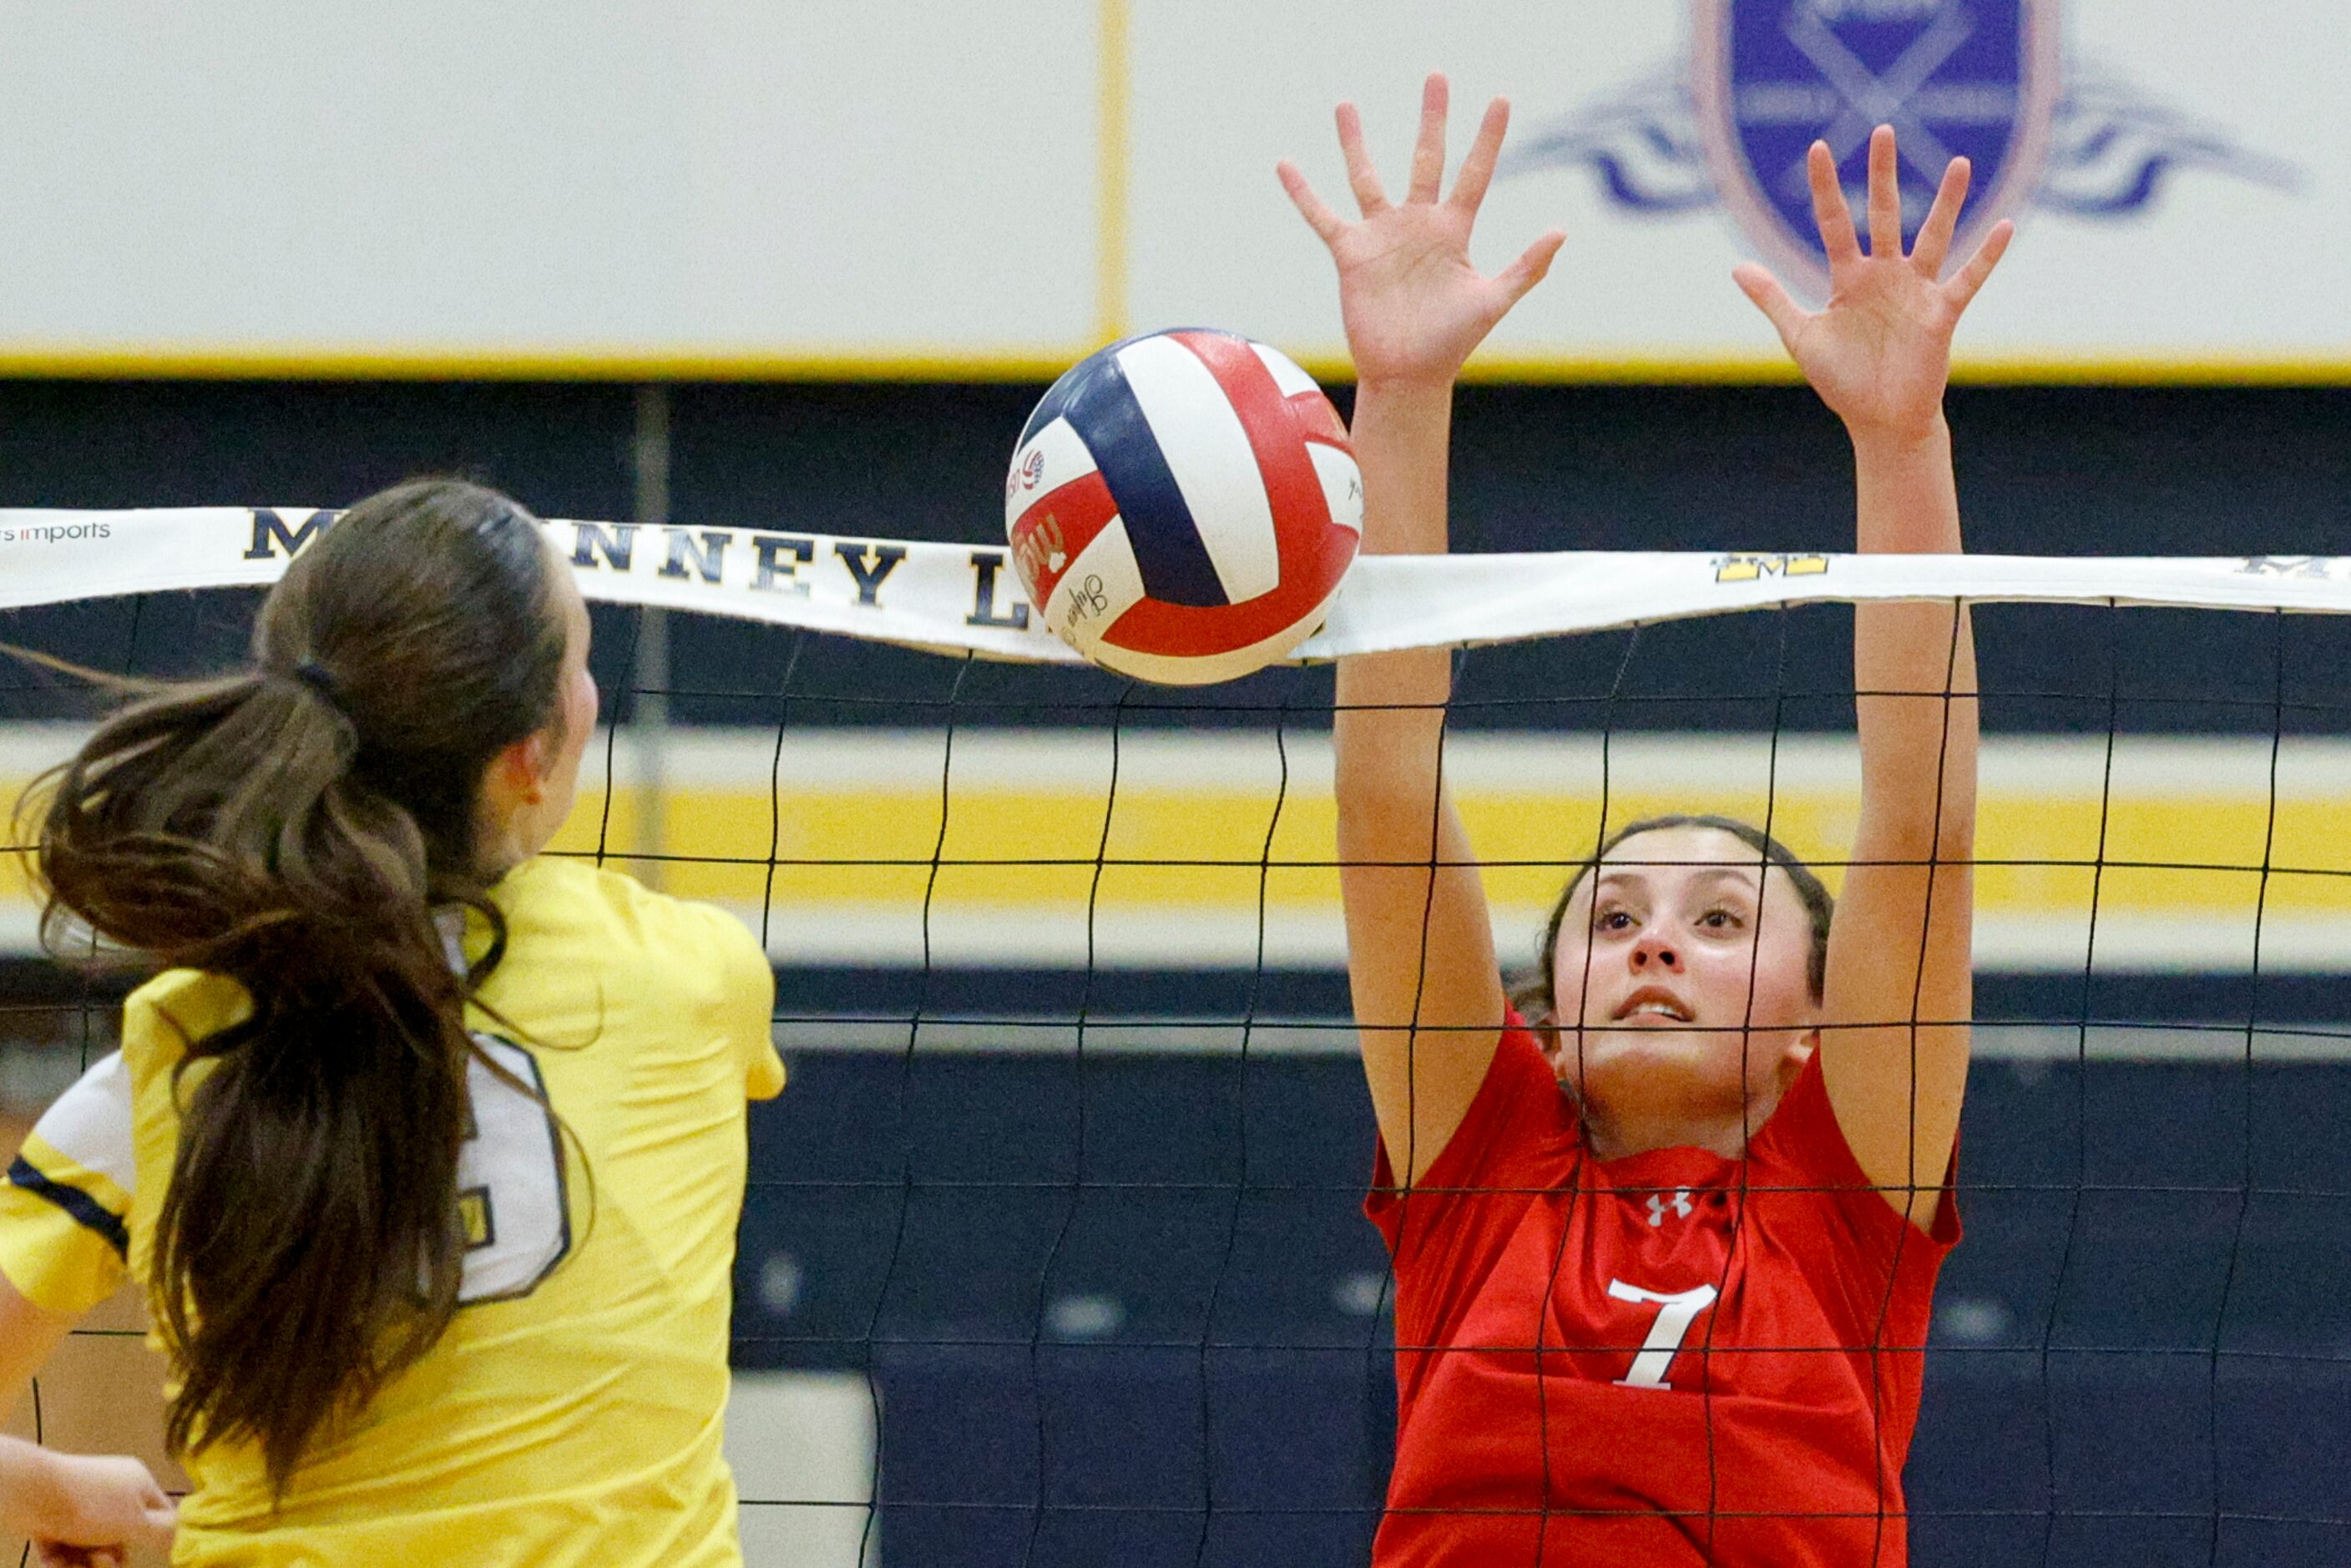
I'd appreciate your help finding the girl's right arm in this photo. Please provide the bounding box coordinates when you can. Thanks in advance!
[1280,75,1562,1186]
[0,1282,174,1566]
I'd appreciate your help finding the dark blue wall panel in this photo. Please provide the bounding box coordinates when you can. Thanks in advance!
[736,1050,2351,1567]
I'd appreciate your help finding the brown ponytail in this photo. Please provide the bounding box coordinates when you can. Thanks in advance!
[22,478,569,1491]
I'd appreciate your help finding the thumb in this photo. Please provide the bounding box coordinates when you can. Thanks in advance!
[1732,262,1808,354]
[1490,228,1567,314]
[138,1493,178,1541]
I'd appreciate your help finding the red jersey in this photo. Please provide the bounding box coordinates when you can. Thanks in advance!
[1367,1019,1959,1567]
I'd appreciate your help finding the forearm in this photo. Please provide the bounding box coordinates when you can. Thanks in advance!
[1334,375,1459,816]
[1332,374,1499,1134]
[0,1277,73,1434]
[0,1434,58,1525]
[1827,422,1978,1211]
[0,1431,177,1556]
[1853,418,1978,856]
[1333,373,1471,973]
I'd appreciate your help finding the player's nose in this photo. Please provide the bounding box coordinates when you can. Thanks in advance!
[1631,928,1681,972]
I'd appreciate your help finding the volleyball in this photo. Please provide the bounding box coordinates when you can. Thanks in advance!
[1004,328,1363,685]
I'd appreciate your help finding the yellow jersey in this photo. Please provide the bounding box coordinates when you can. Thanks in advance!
[0,856,785,1567]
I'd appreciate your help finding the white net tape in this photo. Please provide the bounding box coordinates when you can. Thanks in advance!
[8,507,2351,654]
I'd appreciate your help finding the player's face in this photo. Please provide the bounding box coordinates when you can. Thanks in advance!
[1547,825,1818,1128]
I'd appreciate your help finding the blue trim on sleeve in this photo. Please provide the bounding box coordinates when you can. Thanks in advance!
[8,1156,129,1260]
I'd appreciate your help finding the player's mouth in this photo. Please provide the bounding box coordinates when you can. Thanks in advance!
[1610,987,1693,1024]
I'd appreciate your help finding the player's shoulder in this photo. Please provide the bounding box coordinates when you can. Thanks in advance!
[499,857,765,978]
[120,968,253,1070]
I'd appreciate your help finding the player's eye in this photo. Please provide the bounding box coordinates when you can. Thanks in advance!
[1697,907,1742,930]
[1594,907,1636,933]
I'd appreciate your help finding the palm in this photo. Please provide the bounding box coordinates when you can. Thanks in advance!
[1280,78,1564,387]
[1782,266,1958,433]
[1736,129,2011,442]
[1327,212,1505,384]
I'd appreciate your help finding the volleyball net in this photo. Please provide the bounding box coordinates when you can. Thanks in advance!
[8,508,2351,1565]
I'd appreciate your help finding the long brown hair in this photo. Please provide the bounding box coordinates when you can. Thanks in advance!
[21,478,569,1490]
[1509,813,1836,1028]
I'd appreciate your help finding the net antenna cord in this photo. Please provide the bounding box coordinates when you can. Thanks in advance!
[5,508,2348,659]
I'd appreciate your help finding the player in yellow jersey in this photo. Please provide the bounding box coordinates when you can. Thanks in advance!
[0,478,785,1565]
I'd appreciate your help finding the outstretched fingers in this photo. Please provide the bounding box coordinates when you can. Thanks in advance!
[1909,155,1973,277]
[1944,218,2015,311]
[1406,73,1450,204]
[1448,95,1512,216]
[1806,141,1861,264]
[1277,159,1345,246]
[1334,102,1389,217]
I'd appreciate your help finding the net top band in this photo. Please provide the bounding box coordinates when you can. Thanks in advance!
[7,506,2348,663]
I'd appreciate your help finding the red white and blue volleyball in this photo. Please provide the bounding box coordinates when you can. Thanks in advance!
[1005,328,1363,685]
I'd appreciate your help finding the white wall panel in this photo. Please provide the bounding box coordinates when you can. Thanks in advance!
[0,2,2339,375]
[0,1,1102,367]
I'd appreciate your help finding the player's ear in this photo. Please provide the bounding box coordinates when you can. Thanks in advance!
[1539,1012,1580,1082]
[1778,1029,1818,1093]
[517,731,556,805]
[483,732,549,813]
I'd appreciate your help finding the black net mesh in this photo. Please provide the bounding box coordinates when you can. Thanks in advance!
[7,586,2351,1567]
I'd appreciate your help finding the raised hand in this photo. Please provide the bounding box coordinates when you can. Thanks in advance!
[1735,125,2012,445]
[1279,73,1565,388]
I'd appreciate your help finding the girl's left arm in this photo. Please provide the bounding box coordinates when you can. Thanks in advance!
[1737,126,2011,1230]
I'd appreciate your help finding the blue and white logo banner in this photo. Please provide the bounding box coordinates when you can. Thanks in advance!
[1437,0,2328,371]
[1691,0,2055,300]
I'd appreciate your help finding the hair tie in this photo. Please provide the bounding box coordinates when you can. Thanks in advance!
[289,660,347,712]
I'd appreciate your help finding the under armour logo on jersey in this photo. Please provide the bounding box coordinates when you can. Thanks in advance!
[1646,1189,1694,1227]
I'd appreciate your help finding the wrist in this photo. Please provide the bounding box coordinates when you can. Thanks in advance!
[0,1439,65,1525]
[1352,372,1458,406]
[1843,410,1951,459]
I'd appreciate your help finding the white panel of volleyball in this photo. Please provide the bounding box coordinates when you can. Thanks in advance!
[12,508,2351,668]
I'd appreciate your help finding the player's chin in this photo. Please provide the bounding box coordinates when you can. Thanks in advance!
[1564,1025,1712,1081]
[1569,1025,1757,1095]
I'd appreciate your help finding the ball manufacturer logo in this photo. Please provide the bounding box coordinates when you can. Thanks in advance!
[1012,513,1069,597]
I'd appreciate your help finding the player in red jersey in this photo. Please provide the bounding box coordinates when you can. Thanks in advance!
[1280,75,2010,1567]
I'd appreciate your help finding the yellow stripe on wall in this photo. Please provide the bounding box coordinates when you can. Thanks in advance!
[10,731,2351,969]
[508,780,2351,918]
